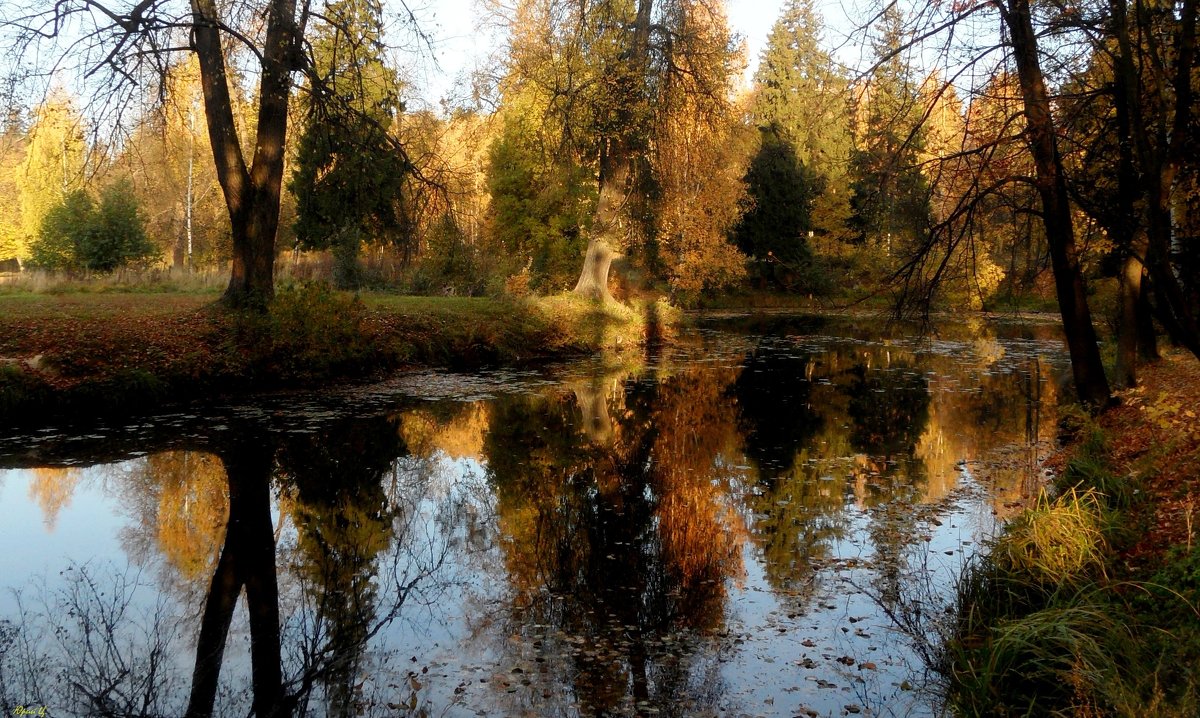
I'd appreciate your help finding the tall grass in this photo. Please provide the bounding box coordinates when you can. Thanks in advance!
[0,266,228,294]
[939,421,1200,717]
[993,489,1110,584]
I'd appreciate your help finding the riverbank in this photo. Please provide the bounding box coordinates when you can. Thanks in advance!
[0,286,666,426]
[945,350,1200,717]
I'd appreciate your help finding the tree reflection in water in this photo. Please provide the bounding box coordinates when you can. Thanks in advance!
[0,415,447,718]
[0,316,1068,717]
[480,364,747,716]
[187,430,285,718]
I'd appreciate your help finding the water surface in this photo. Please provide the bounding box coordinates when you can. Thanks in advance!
[0,314,1067,717]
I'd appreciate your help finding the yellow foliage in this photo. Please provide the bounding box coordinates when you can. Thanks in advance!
[28,467,83,531]
[398,404,490,460]
[148,452,229,580]
[16,90,88,261]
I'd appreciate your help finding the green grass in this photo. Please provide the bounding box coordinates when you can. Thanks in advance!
[944,420,1200,717]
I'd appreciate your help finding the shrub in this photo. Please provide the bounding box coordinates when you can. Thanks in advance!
[29,180,155,272]
[265,282,377,377]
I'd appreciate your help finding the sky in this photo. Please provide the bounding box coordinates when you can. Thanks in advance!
[403,0,866,109]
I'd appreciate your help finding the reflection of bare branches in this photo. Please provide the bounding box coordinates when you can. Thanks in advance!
[2,445,463,717]
[1,561,186,716]
[283,480,453,716]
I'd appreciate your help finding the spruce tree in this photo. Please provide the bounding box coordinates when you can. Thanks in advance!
[751,0,852,234]
[290,0,408,288]
[847,4,932,251]
[734,123,821,289]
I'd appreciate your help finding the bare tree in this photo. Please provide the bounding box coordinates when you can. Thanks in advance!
[852,0,1112,406]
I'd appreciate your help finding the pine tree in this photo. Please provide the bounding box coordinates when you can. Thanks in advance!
[290,0,409,288]
[29,179,154,271]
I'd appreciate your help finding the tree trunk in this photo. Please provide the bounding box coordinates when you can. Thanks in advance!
[1004,0,1111,407]
[1114,246,1144,388]
[1110,0,1200,358]
[191,0,298,309]
[574,233,618,302]
[1109,37,1143,389]
[225,199,280,305]
[1137,279,1160,361]
[572,0,653,303]
[574,156,628,302]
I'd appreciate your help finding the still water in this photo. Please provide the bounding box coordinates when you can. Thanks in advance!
[0,314,1066,717]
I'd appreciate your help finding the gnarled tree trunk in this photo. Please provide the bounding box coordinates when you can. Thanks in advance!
[572,0,653,303]
[574,157,628,301]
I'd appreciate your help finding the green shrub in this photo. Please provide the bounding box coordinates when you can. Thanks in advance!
[949,600,1128,717]
[945,423,1198,718]
[265,282,377,377]
[28,180,155,272]
[219,282,381,381]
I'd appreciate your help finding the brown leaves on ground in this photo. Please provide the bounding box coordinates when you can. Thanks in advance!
[1073,351,1200,566]
[0,292,638,424]
[0,294,218,391]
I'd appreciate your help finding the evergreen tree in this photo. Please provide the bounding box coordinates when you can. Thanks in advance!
[485,115,594,292]
[30,189,92,270]
[83,180,156,270]
[734,123,821,289]
[29,180,154,271]
[751,0,852,234]
[847,4,932,251]
[290,0,409,288]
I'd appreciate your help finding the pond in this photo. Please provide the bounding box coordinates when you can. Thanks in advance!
[0,313,1068,717]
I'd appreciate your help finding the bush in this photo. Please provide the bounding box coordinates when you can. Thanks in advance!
[265,282,378,377]
[218,282,382,382]
[29,180,155,272]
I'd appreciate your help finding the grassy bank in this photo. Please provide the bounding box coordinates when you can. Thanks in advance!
[0,285,667,425]
[943,352,1200,717]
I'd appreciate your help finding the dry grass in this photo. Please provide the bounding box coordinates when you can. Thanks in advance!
[993,488,1109,583]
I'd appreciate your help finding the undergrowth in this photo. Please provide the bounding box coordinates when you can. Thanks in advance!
[942,419,1200,717]
[226,282,381,381]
